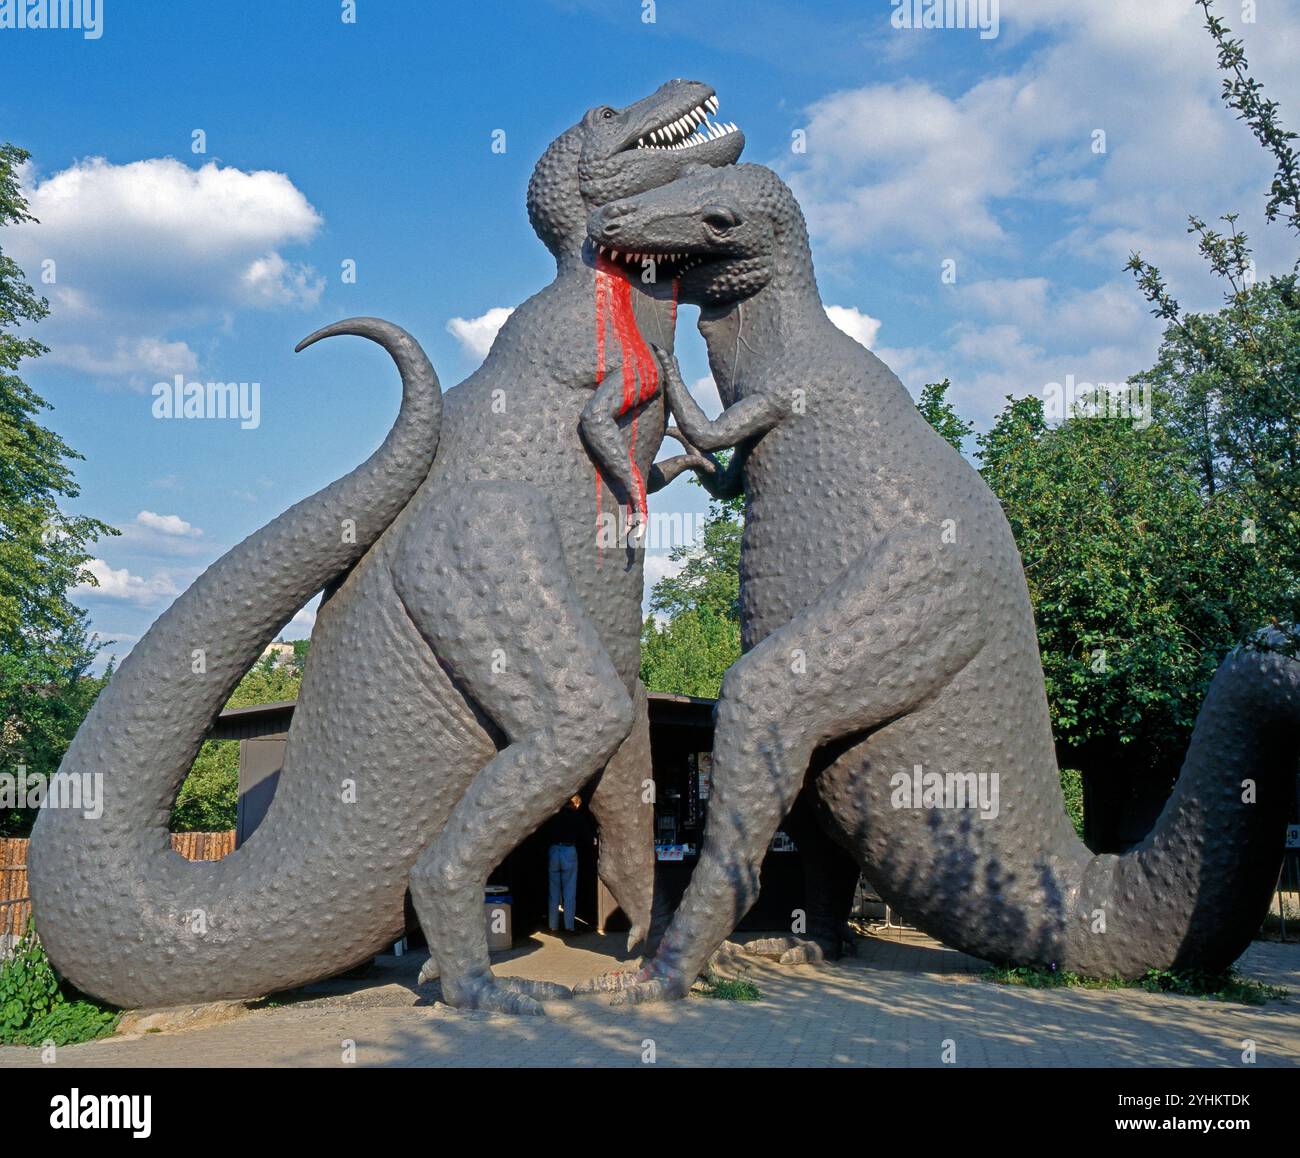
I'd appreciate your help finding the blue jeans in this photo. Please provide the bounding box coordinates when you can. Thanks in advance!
[548,844,578,931]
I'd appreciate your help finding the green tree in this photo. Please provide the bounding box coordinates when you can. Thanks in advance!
[640,490,743,698]
[0,143,116,834]
[1126,1,1300,605]
[170,649,307,832]
[917,379,975,453]
[977,395,1271,785]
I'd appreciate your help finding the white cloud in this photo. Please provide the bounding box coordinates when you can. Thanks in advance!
[75,559,180,606]
[10,156,324,383]
[825,305,881,349]
[112,511,210,558]
[135,511,202,538]
[783,2,1300,284]
[47,336,199,378]
[778,3,1300,425]
[446,307,515,361]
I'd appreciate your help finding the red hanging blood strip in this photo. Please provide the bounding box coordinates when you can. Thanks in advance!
[594,270,610,557]
[593,255,661,526]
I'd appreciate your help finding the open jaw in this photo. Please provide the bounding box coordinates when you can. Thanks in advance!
[593,242,719,274]
[627,93,741,154]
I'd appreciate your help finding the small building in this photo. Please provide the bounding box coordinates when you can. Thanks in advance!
[210,693,806,941]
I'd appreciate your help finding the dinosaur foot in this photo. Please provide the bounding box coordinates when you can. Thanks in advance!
[574,967,647,995]
[609,969,690,1006]
[575,964,691,1005]
[497,976,574,1002]
[742,936,826,966]
[425,965,571,1015]
[441,972,569,1018]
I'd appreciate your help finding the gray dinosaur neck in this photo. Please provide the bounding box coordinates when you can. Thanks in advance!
[697,244,832,401]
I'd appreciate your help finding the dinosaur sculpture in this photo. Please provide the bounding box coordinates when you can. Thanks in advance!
[581,163,1300,1002]
[28,81,744,1014]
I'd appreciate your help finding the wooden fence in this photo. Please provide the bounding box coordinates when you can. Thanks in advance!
[0,832,236,943]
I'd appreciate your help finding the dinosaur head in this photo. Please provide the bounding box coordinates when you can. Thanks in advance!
[587,163,808,305]
[527,80,744,264]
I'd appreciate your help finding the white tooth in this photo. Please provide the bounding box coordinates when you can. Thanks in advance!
[706,96,719,113]
[638,138,644,147]
[599,245,607,255]
[611,250,619,260]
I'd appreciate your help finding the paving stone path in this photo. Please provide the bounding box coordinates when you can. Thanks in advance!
[2,932,1296,1068]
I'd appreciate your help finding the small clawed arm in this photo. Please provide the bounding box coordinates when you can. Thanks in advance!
[649,343,789,452]
[580,367,653,521]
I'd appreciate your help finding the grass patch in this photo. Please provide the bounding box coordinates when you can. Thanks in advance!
[698,973,761,1002]
[982,962,1288,1006]
[0,928,120,1046]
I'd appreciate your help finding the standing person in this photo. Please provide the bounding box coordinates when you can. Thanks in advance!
[545,795,590,935]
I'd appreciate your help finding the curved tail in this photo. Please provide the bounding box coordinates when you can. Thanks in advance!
[908,634,1300,979]
[28,319,441,1009]
[1053,636,1299,978]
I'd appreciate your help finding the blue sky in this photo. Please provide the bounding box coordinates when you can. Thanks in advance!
[3,0,1298,666]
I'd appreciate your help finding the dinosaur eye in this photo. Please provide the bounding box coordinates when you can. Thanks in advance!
[703,205,740,233]
[600,107,616,119]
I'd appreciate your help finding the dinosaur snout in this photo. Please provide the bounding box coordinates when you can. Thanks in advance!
[590,202,637,242]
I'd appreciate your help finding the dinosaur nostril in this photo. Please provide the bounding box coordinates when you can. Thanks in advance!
[601,220,622,239]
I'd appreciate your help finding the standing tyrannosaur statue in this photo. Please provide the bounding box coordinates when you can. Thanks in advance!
[581,163,1300,1002]
[28,82,744,1014]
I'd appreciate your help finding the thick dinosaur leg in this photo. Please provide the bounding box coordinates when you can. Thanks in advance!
[393,481,635,1016]
[589,528,984,1003]
[589,679,655,952]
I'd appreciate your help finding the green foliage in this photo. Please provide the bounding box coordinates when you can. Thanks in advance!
[0,142,116,835]
[640,608,741,700]
[977,397,1273,776]
[1196,0,1300,237]
[170,740,240,832]
[226,649,304,708]
[640,497,743,698]
[1134,966,1287,1005]
[168,648,307,831]
[1059,769,1085,840]
[1131,275,1300,593]
[648,499,742,625]
[916,379,974,453]
[0,928,119,1046]
[698,973,761,1001]
[981,961,1286,1005]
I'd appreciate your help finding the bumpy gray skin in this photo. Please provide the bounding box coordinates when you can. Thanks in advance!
[28,82,743,1014]
[582,163,1300,1002]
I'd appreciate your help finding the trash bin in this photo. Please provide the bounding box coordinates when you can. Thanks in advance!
[484,885,513,952]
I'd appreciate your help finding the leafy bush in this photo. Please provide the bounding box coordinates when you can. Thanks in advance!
[1059,769,1085,840]
[982,962,1287,1006]
[0,928,119,1046]
[698,973,761,1001]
